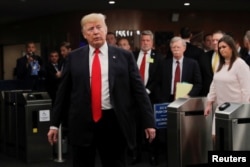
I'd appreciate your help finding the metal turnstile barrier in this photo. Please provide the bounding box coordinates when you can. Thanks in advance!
[1,90,53,162]
[167,97,213,167]
[216,102,250,151]
[0,91,4,152]
[0,90,31,154]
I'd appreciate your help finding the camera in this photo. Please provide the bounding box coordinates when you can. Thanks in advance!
[28,52,36,59]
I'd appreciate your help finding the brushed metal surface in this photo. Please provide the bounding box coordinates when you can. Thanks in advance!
[167,97,213,167]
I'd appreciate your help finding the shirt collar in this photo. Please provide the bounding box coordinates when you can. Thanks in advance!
[173,56,184,64]
[140,49,151,55]
[89,42,108,55]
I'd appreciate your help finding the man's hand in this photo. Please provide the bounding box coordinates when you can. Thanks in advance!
[145,128,156,143]
[55,71,62,78]
[47,129,58,145]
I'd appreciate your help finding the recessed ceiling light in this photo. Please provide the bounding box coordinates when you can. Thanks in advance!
[109,1,116,5]
[184,2,190,6]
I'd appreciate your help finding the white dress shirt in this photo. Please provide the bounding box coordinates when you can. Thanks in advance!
[89,43,112,110]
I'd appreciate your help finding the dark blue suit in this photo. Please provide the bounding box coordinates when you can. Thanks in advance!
[51,44,155,166]
[15,54,43,90]
[158,56,202,103]
[198,50,214,96]
[132,50,163,164]
[134,50,162,103]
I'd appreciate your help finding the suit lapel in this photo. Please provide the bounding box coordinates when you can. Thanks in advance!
[148,51,155,77]
[166,58,173,85]
[108,46,116,92]
[182,58,189,81]
[82,47,91,95]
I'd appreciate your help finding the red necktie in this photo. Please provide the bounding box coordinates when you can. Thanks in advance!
[91,49,102,122]
[139,52,147,82]
[174,60,180,97]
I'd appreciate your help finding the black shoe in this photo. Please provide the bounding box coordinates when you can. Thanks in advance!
[149,156,158,166]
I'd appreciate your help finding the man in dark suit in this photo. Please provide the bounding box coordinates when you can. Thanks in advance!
[59,41,72,71]
[179,27,204,61]
[45,50,62,106]
[47,13,156,167]
[158,36,202,103]
[132,30,162,166]
[235,39,248,60]
[198,30,225,96]
[15,41,43,90]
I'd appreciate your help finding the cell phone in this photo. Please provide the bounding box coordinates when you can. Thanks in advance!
[218,102,230,111]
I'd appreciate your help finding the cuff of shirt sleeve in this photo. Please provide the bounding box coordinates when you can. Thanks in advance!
[50,126,59,130]
[146,88,151,94]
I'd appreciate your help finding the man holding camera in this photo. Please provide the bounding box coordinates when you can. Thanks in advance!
[15,41,43,90]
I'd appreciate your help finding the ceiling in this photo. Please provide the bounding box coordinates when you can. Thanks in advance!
[1,0,250,25]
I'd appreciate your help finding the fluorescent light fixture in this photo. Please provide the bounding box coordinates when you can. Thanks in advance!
[109,1,116,4]
[184,2,190,6]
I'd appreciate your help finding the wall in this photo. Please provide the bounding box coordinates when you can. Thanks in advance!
[0,9,250,79]
[1,9,250,46]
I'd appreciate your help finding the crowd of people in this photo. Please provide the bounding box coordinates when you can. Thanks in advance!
[13,12,250,167]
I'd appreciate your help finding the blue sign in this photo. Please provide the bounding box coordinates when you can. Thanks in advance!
[154,103,168,129]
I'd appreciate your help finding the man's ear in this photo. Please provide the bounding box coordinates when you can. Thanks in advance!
[81,29,86,39]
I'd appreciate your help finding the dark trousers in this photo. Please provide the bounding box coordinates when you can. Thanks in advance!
[72,109,127,167]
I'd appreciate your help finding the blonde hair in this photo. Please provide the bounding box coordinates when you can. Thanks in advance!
[80,13,107,31]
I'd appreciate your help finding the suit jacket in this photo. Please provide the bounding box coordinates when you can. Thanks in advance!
[198,50,214,96]
[245,56,250,66]
[15,54,43,80]
[158,56,202,103]
[45,62,62,104]
[184,42,204,61]
[51,45,155,149]
[133,50,162,103]
[239,47,248,61]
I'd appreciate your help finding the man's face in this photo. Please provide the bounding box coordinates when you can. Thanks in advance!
[106,34,117,46]
[170,40,186,60]
[212,33,223,52]
[82,20,107,48]
[60,46,71,58]
[49,53,59,64]
[26,43,36,54]
[243,37,249,49]
[118,39,130,51]
[140,35,153,52]
[204,35,213,50]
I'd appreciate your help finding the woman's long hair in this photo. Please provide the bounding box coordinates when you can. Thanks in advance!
[217,35,239,72]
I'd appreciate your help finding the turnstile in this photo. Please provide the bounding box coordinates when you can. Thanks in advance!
[216,102,250,151]
[0,90,31,154]
[0,91,4,152]
[1,90,53,162]
[167,97,213,167]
